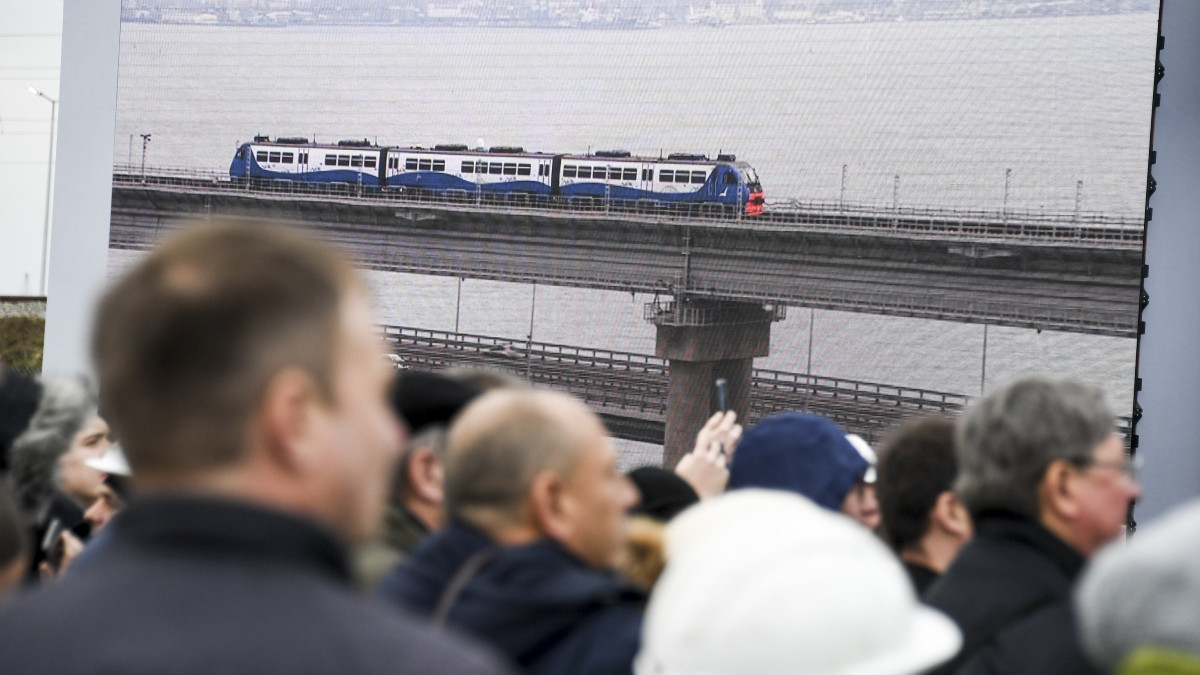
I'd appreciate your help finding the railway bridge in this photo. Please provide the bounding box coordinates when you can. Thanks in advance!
[109,170,1142,462]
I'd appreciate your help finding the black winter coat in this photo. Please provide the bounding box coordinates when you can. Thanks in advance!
[924,511,1102,675]
[0,496,510,675]
[377,522,646,675]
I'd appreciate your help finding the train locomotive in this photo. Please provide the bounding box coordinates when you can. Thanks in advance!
[229,136,765,216]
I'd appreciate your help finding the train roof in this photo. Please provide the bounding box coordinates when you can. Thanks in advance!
[247,139,383,151]
[389,146,559,158]
[242,138,741,163]
[560,153,732,164]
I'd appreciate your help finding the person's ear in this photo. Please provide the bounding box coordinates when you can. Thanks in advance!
[407,448,444,504]
[1039,459,1082,521]
[256,366,323,475]
[528,470,569,539]
[932,491,972,539]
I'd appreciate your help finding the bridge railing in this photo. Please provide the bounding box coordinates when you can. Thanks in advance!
[113,168,1144,248]
[378,323,1132,443]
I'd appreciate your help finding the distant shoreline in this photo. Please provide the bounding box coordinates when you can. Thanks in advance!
[121,4,1156,31]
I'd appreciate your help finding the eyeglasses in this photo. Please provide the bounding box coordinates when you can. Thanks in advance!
[1068,453,1143,481]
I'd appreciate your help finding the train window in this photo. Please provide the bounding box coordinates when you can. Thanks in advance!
[691,171,706,184]
[623,168,637,181]
[642,169,651,181]
[517,164,531,176]
[256,151,268,162]
[724,171,737,184]
[503,163,516,175]
[462,161,474,173]
[351,156,363,167]
[300,152,308,164]
[489,163,502,175]
[339,155,351,166]
[433,160,445,172]
[405,158,418,171]
[281,153,294,164]
[324,155,335,166]
[660,170,674,182]
[364,156,377,168]
[578,167,592,179]
[563,165,576,178]
[268,151,281,163]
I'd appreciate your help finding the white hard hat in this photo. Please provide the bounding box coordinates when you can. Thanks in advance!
[846,433,878,484]
[636,490,961,675]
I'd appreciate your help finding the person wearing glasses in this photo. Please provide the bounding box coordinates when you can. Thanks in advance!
[925,378,1141,675]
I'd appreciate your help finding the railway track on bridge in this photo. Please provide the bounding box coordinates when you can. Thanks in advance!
[110,169,1143,337]
[381,325,969,445]
[112,169,1143,249]
[380,325,1131,451]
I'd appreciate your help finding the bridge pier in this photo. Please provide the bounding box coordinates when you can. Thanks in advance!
[647,299,780,467]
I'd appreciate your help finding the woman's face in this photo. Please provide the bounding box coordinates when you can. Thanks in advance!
[58,415,110,505]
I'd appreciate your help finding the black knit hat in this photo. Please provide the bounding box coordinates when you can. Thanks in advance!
[0,367,43,475]
[628,466,700,522]
[390,371,484,434]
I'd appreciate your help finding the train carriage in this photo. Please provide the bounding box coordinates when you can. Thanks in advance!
[230,136,384,186]
[557,151,763,214]
[385,145,556,196]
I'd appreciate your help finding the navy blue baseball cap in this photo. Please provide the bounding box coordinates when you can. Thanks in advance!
[728,412,869,511]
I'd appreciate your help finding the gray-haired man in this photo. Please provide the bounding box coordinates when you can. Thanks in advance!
[926,378,1140,675]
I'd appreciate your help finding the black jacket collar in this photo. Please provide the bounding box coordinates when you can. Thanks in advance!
[972,508,1086,582]
[111,494,351,582]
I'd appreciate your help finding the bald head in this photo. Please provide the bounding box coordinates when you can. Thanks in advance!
[444,389,637,568]
[444,389,599,526]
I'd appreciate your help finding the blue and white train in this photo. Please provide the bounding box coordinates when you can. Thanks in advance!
[229,136,765,215]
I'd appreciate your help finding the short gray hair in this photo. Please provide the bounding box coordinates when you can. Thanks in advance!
[955,378,1114,520]
[7,376,97,523]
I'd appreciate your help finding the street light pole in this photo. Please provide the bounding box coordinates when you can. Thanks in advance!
[27,86,57,297]
[140,133,152,183]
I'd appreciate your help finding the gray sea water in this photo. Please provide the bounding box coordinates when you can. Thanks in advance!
[108,15,1154,462]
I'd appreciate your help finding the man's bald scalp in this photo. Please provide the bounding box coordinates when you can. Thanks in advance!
[444,389,595,527]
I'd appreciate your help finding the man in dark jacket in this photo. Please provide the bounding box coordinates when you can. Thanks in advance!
[875,416,972,594]
[0,222,508,674]
[925,378,1141,675]
[378,388,645,675]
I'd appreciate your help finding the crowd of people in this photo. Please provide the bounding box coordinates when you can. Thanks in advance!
[0,220,1190,674]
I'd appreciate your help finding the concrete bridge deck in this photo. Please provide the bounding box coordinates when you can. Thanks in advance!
[110,171,1143,338]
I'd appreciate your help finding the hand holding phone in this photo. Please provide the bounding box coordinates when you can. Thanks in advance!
[41,518,65,568]
[715,378,728,413]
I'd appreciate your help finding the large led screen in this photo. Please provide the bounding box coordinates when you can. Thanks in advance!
[108,0,1157,468]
